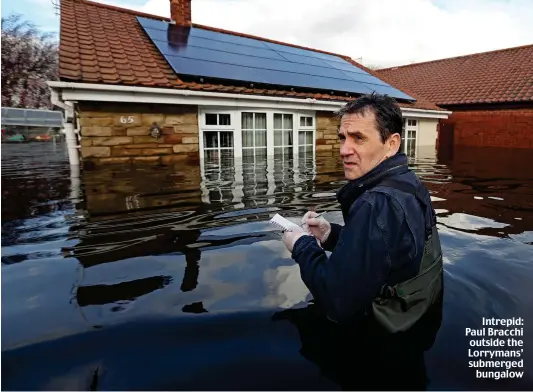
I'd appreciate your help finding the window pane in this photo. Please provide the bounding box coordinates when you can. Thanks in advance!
[220,149,234,160]
[306,117,313,126]
[255,113,266,130]
[283,130,293,145]
[305,131,313,145]
[274,146,292,157]
[242,112,253,129]
[300,117,306,127]
[205,149,219,161]
[206,113,217,125]
[274,130,282,146]
[242,148,255,158]
[255,147,267,159]
[220,131,234,148]
[242,130,254,147]
[219,114,231,125]
[299,145,313,154]
[243,153,255,164]
[408,130,416,139]
[283,114,293,129]
[256,130,267,147]
[204,132,218,148]
[298,130,313,145]
[274,113,282,129]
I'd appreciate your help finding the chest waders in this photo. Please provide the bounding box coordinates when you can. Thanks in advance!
[370,179,444,333]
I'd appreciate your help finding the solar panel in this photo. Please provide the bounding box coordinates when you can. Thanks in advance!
[137,16,415,101]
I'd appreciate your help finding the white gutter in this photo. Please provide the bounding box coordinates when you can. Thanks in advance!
[401,107,452,119]
[47,81,450,118]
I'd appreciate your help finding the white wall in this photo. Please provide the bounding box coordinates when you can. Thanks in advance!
[417,118,438,148]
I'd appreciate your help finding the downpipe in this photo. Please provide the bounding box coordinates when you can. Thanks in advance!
[50,88,80,166]
[64,122,80,166]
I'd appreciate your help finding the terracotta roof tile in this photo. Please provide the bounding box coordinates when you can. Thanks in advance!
[59,68,81,78]
[376,45,533,106]
[59,0,443,111]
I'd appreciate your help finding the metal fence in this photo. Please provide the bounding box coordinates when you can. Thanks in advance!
[1,107,63,128]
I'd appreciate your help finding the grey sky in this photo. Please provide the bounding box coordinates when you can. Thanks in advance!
[15,0,533,68]
[108,0,533,68]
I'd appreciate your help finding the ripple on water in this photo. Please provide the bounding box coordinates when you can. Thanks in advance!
[2,143,533,390]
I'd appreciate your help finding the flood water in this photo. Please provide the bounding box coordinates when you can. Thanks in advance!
[2,142,533,390]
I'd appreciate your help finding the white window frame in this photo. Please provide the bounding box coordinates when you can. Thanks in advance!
[402,117,418,157]
[241,111,268,161]
[273,112,296,161]
[201,112,233,129]
[299,115,314,128]
[198,107,315,160]
[297,114,315,158]
[198,109,235,164]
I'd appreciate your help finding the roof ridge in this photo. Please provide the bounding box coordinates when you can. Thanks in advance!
[191,23,345,60]
[378,43,533,71]
[79,0,352,61]
[82,0,170,21]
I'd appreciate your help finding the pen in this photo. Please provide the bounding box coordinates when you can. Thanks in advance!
[299,211,326,227]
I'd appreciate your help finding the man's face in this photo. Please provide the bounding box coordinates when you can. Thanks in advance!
[338,110,399,181]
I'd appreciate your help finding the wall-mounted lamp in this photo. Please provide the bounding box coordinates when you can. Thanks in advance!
[150,122,162,139]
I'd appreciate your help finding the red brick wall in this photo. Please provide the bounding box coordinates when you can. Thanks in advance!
[439,108,533,148]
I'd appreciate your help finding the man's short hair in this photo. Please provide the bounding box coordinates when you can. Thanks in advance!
[335,92,403,143]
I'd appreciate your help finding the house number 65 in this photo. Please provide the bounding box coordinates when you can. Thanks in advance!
[120,116,135,124]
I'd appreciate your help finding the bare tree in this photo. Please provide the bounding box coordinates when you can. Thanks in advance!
[1,14,58,109]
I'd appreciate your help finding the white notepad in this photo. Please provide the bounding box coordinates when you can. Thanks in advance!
[269,213,301,232]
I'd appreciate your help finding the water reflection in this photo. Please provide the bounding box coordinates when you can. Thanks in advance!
[2,143,533,390]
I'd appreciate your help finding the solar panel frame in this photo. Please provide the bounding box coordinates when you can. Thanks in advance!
[137,17,415,101]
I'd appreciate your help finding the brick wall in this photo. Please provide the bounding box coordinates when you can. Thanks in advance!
[440,108,533,148]
[77,102,199,166]
[315,111,340,157]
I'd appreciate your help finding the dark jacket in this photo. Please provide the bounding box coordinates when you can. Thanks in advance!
[292,152,437,324]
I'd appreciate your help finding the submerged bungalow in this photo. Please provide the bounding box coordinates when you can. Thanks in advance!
[48,0,449,167]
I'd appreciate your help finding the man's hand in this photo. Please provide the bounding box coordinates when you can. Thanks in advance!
[302,211,331,244]
[282,226,310,253]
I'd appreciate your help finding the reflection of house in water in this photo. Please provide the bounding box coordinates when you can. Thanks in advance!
[69,152,343,316]
[424,147,533,240]
[199,149,342,212]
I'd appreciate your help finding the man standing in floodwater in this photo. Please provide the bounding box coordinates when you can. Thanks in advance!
[282,92,444,333]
